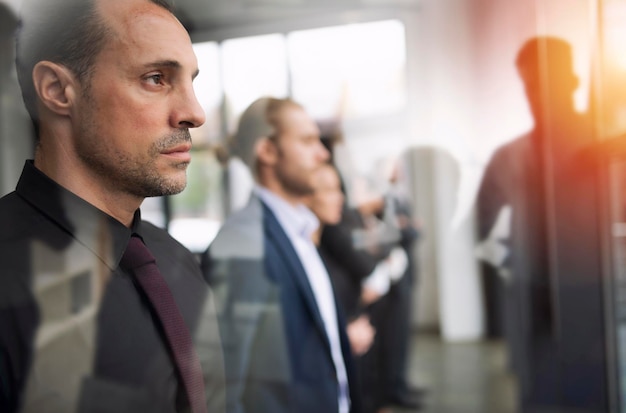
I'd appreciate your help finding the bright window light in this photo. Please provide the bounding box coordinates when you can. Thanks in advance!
[288,20,407,120]
[221,34,289,132]
[191,41,222,145]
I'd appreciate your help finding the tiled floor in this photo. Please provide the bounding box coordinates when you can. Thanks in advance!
[393,332,518,413]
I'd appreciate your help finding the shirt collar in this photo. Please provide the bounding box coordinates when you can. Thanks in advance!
[15,160,138,270]
[253,185,319,240]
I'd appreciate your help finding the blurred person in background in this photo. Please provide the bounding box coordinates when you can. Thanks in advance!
[352,155,422,413]
[319,129,422,412]
[305,163,377,357]
[374,155,423,411]
[477,36,601,410]
[202,97,362,413]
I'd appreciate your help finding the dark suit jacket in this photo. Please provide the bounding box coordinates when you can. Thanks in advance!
[202,195,361,413]
[319,206,396,320]
[0,161,225,413]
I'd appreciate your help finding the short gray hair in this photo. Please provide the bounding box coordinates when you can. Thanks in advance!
[16,0,173,137]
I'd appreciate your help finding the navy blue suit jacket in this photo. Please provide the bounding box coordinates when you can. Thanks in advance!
[202,195,361,413]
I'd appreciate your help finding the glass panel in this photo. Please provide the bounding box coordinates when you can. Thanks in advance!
[287,20,407,120]
[598,0,626,137]
[169,150,225,253]
[221,34,289,133]
[142,42,225,251]
[610,160,626,410]
[600,0,626,410]
[191,41,223,146]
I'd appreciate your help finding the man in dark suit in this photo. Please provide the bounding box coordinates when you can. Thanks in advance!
[202,97,361,413]
[0,0,225,412]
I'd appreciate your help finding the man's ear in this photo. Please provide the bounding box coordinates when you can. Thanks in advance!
[32,61,78,117]
[255,136,278,167]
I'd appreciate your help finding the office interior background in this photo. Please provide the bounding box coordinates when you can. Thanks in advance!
[2,0,626,411]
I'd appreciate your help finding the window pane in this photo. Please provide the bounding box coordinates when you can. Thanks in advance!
[221,34,289,132]
[288,20,407,120]
[192,41,222,145]
[169,150,225,252]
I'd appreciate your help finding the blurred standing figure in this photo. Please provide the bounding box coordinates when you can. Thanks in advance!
[376,156,423,410]
[0,0,225,412]
[202,97,362,413]
[477,37,601,410]
[305,163,376,358]
[319,129,416,412]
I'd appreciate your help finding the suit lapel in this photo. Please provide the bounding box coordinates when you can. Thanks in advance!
[261,202,331,351]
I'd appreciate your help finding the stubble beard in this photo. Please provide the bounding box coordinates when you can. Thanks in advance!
[274,150,315,198]
[77,110,192,198]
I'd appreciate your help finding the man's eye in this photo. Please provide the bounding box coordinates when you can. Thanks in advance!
[146,74,164,85]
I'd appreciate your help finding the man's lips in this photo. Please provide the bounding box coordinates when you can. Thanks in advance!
[161,143,192,161]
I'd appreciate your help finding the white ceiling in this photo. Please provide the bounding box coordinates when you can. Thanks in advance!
[0,0,421,35]
[172,0,421,34]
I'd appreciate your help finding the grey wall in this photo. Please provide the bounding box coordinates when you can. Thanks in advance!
[0,1,34,197]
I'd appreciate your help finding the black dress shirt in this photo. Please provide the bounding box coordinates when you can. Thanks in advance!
[0,161,224,413]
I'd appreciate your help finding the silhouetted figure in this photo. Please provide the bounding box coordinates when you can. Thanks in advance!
[477,37,604,411]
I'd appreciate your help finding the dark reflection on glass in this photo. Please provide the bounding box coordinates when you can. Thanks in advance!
[477,36,605,411]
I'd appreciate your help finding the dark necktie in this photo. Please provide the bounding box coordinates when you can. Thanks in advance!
[121,235,208,413]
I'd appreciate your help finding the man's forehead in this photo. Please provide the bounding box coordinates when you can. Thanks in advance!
[97,0,182,36]
[95,0,196,67]
[285,108,318,132]
[281,105,310,125]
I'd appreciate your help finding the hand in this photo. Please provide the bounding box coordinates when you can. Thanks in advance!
[357,197,385,217]
[361,286,382,306]
[347,315,376,356]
